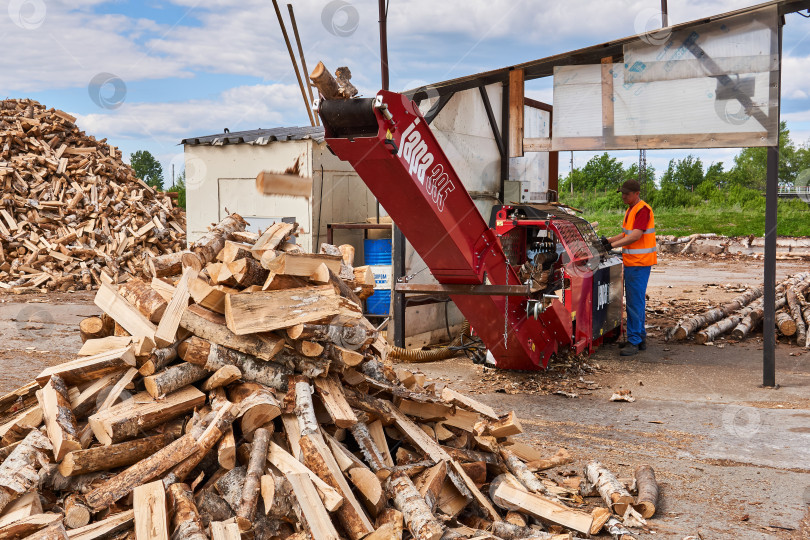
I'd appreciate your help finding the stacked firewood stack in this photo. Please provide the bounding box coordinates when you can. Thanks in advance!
[0,214,660,540]
[0,98,186,292]
[670,272,810,346]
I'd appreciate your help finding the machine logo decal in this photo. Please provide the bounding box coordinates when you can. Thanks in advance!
[425,164,455,212]
[399,118,455,212]
[597,282,609,310]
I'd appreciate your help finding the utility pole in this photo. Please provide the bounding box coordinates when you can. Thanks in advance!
[661,0,668,26]
[570,151,574,194]
[638,149,647,200]
[171,164,175,190]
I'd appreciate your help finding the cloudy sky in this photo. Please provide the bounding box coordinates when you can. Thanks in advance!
[2,0,810,184]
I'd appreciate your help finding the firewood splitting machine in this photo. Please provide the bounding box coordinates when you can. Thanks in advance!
[317,90,624,370]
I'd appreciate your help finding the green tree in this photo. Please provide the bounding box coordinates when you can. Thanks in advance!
[167,170,186,209]
[660,155,704,191]
[560,153,625,193]
[727,122,796,189]
[130,150,164,190]
[696,162,725,199]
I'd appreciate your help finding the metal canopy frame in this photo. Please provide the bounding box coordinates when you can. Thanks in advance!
[392,0,807,383]
[403,0,809,98]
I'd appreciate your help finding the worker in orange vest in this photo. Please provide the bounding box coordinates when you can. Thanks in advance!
[607,179,657,356]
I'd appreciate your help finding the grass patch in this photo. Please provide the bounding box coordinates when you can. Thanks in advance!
[562,194,810,237]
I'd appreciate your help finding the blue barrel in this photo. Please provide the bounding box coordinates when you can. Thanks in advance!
[364,239,392,265]
[366,289,391,315]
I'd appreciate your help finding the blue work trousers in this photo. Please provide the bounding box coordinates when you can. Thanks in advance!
[624,265,651,346]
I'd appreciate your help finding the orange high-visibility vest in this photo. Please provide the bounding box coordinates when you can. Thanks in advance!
[621,200,657,267]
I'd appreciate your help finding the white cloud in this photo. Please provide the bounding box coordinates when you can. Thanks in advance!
[0,2,190,93]
[781,55,810,99]
[74,82,303,142]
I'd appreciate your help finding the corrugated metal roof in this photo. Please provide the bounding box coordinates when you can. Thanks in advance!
[181,125,324,146]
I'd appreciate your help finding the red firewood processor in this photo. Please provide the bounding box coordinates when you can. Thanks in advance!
[317,90,623,370]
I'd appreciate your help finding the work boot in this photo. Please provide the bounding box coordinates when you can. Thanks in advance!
[620,339,646,350]
[620,344,639,356]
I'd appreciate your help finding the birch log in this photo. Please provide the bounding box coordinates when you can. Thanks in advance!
[499,447,554,499]
[59,429,182,477]
[191,214,248,267]
[348,422,388,474]
[236,427,270,531]
[144,363,209,398]
[789,284,809,346]
[227,383,280,439]
[490,520,558,540]
[0,430,52,514]
[673,286,763,340]
[182,336,290,391]
[605,517,636,540]
[170,404,238,482]
[632,465,658,519]
[202,366,242,391]
[776,309,798,336]
[386,471,444,540]
[294,377,319,437]
[118,278,168,323]
[79,317,111,343]
[584,461,634,516]
[138,344,179,377]
[299,434,373,540]
[149,252,185,278]
[729,273,809,340]
[695,313,746,345]
[84,410,216,510]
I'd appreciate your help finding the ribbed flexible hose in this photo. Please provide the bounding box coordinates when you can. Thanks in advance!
[389,320,471,363]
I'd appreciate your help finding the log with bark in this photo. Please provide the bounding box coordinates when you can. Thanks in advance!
[776,309,798,336]
[683,273,810,342]
[300,434,374,540]
[673,286,763,340]
[235,427,270,531]
[0,211,669,540]
[632,464,658,519]
[584,461,634,516]
[168,483,206,540]
[181,336,290,391]
[0,430,52,514]
[788,284,809,346]
[386,471,444,540]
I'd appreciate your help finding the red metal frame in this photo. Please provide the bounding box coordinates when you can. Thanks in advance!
[492,210,599,356]
[322,91,576,369]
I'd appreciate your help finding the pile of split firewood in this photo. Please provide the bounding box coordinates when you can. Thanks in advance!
[0,98,186,292]
[0,214,659,540]
[669,272,810,346]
